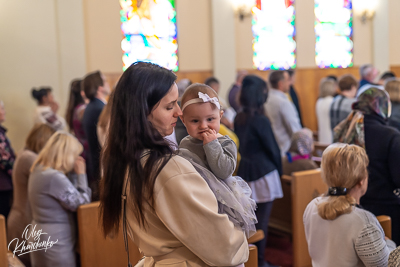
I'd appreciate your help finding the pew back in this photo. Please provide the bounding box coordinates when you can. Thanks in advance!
[77,201,142,267]
[0,215,8,267]
[291,169,327,267]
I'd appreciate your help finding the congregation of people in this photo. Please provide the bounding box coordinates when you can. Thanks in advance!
[1,62,400,266]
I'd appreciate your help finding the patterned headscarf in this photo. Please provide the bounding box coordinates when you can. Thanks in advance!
[333,87,391,148]
[289,128,314,156]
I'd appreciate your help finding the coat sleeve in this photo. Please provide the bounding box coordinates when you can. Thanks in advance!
[255,117,283,175]
[280,101,302,138]
[154,164,249,266]
[203,137,237,180]
[355,222,393,267]
[388,134,400,188]
[49,173,92,211]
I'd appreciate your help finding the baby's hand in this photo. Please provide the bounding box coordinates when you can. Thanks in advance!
[202,129,218,145]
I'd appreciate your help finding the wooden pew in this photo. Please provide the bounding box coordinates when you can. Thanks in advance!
[0,215,8,267]
[245,245,258,267]
[291,169,328,267]
[312,142,330,157]
[270,170,327,267]
[77,202,142,267]
[269,175,293,234]
[0,215,25,267]
[377,215,392,239]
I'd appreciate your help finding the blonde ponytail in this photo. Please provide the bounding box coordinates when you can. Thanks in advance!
[318,195,356,220]
[317,143,369,220]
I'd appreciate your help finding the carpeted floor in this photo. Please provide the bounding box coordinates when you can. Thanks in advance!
[264,232,293,267]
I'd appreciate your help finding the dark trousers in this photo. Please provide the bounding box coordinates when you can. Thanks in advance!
[254,201,274,267]
[0,190,12,219]
[363,203,400,246]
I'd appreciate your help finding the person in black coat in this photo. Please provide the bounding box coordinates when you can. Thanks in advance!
[288,69,303,126]
[333,86,400,245]
[82,70,110,200]
[234,75,282,267]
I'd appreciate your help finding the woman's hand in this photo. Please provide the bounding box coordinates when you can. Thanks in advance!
[202,129,218,145]
[73,156,86,175]
[50,101,59,113]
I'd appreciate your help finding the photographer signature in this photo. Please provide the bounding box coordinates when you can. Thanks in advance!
[8,224,58,257]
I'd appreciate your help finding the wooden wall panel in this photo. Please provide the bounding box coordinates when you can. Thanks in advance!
[104,70,214,89]
[390,65,400,77]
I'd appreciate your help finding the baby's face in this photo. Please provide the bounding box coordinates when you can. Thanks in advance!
[181,102,222,140]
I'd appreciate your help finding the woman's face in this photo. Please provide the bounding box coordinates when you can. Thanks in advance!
[148,83,182,137]
[0,102,5,124]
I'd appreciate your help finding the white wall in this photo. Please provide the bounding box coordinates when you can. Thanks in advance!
[0,0,87,151]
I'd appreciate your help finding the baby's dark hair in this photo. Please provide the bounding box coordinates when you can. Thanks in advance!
[181,83,220,109]
[31,87,52,104]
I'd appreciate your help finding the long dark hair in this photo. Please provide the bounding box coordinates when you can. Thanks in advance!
[66,79,84,131]
[99,62,177,236]
[235,75,268,126]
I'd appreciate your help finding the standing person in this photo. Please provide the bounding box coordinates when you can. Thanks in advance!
[304,143,396,267]
[28,131,91,267]
[315,78,337,143]
[65,79,89,160]
[82,70,110,199]
[179,83,257,239]
[0,100,15,219]
[287,69,303,126]
[7,123,55,267]
[234,75,283,267]
[330,75,358,130]
[99,62,249,267]
[264,70,301,156]
[359,64,379,89]
[385,79,400,131]
[334,86,400,245]
[31,87,66,130]
[228,70,248,112]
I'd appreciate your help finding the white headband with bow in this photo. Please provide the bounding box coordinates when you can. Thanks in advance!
[181,92,221,112]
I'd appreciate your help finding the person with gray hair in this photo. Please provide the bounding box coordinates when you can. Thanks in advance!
[359,64,379,89]
[315,78,337,143]
[264,70,302,156]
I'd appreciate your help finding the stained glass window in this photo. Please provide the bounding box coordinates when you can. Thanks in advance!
[120,0,178,71]
[252,0,296,70]
[315,0,353,68]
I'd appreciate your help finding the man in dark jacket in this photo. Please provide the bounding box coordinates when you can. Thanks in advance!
[82,70,110,200]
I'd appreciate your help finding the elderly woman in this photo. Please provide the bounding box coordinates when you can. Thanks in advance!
[282,128,318,175]
[304,143,396,267]
[315,78,337,143]
[7,123,55,267]
[0,100,15,219]
[28,132,91,267]
[99,62,248,267]
[334,86,400,245]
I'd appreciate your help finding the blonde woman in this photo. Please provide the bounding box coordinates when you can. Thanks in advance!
[7,124,55,267]
[385,78,400,131]
[315,78,337,143]
[28,131,91,267]
[303,143,396,267]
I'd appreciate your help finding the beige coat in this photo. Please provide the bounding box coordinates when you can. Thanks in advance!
[125,155,249,267]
